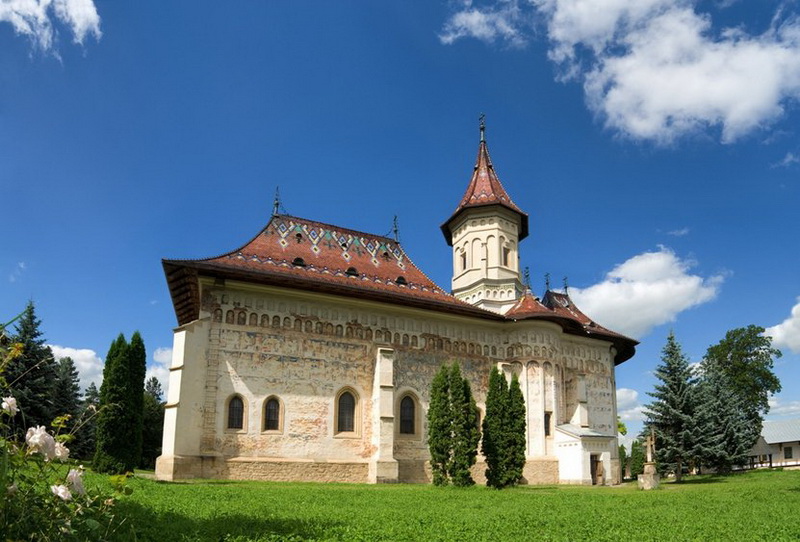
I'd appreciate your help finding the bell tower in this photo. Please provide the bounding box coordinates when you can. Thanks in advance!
[441,118,529,314]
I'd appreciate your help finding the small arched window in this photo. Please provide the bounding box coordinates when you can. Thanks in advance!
[337,391,356,433]
[264,397,280,431]
[400,395,415,435]
[227,396,244,430]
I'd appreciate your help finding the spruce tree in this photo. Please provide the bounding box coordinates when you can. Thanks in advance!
[643,332,695,482]
[145,376,164,401]
[427,365,452,486]
[52,356,81,442]
[6,301,57,429]
[72,382,100,460]
[449,364,480,487]
[94,334,131,473]
[128,332,147,468]
[700,370,751,473]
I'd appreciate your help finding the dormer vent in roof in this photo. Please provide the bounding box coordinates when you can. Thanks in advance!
[292,257,306,267]
[346,267,358,277]
[396,276,407,286]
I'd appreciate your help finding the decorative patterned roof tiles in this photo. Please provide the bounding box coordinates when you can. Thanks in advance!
[441,137,529,245]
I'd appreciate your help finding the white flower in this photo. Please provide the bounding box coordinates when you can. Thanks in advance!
[54,441,70,461]
[51,484,72,501]
[1,396,17,416]
[66,468,86,496]
[26,425,56,460]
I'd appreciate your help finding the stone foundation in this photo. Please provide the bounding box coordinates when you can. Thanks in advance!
[158,455,562,485]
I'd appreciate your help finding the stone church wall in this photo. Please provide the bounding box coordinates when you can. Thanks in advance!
[157,279,619,485]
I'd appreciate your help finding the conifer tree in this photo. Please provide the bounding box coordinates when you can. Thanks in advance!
[449,364,480,486]
[643,332,695,482]
[94,334,131,473]
[619,444,628,480]
[6,301,57,429]
[482,367,507,488]
[128,332,147,468]
[504,373,527,487]
[52,356,81,440]
[629,439,645,477]
[427,365,452,486]
[699,370,751,473]
[482,367,526,488]
[71,382,100,460]
[141,378,165,469]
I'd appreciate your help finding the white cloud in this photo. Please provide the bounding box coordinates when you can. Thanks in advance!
[768,396,800,417]
[441,1,800,143]
[571,246,724,338]
[8,261,25,283]
[49,344,103,392]
[772,151,800,168]
[147,347,173,397]
[765,296,800,354]
[0,0,101,53]
[616,387,645,422]
[439,0,526,46]
[667,227,690,237]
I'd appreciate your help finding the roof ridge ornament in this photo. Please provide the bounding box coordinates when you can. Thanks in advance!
[479,113,486,142]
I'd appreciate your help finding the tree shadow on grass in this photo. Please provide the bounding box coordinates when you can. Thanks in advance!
[673,475,728,485]
[112,499,340,542]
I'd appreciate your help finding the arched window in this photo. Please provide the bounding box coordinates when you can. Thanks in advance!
[264,397,281,431]
[400,395,415,434]
[227,396,244,430]
[337,391,356,433]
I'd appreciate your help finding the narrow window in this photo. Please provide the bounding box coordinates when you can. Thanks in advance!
[786,446,794,460]
[502,246,510,267]
[264,398,280,431]
[544,411,552,437]
[400,396,415,434]
[228,396,244,430]
[460,251,467,271]
[338,392,355,433]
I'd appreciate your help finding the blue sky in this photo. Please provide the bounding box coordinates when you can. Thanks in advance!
[1,1,798,443]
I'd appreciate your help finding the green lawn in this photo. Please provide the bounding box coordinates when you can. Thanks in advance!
[98,469,800,541]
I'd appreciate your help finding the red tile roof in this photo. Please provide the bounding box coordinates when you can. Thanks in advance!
[163,215,636,364]
[164,215,502,325]
[441,138,529,245]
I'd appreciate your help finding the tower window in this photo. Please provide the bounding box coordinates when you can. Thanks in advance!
[502,246,511,267]
[460,251,467,270]
[544,411,552,437]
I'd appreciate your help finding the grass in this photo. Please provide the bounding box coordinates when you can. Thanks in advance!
[94,469,800,541]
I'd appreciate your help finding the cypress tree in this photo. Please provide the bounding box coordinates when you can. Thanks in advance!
[482,367,510,488]
[643,332,695,482]
[6,301,57,429]
[504,373,527,487]
[427,364,452,486]
[94,334,131,473]
[128,332,147,468]
[449,364,480,487]
[141,383,165,469]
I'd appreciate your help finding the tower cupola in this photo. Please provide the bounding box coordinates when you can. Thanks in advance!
[441,118,529,314]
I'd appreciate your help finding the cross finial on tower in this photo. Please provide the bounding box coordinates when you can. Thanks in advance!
[524,266,531,289]
[545,272,551,292]
[563,276,569,295]
[392,215,400,243]
[479,113,486,142]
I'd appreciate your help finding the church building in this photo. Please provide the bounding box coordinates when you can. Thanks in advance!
[157,123,637,485]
